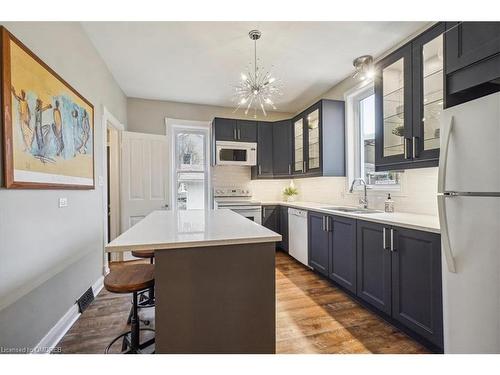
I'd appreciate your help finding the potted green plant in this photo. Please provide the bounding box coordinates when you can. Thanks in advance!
[283,183,298,202]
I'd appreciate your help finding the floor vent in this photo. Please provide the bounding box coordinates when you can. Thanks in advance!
[77,287,95,313]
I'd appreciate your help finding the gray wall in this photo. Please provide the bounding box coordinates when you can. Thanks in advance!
[127,97,292,135]
[0,22,127,350]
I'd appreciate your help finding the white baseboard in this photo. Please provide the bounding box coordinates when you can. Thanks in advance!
[31,275,104,354]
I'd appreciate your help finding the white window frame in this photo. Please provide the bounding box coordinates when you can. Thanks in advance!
[345,82,406,194]
[165,118,211,210]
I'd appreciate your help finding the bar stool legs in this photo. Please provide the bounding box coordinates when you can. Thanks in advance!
[105,291,155,354]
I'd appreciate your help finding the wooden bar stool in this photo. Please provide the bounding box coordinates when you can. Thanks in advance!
[131,249,155,264]
[127,250,155,325]
[104,264,155,354]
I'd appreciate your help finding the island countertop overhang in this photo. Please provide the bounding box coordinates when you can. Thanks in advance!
[105,209,282,252]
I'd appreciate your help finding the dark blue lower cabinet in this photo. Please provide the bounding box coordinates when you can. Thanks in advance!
[278,206,289,252]
[329,216,357,293]
[391,227,443,348]
[356,221,392,315]
[307,212,330,277]
[262,205,279,233]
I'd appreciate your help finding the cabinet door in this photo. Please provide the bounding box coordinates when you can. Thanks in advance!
[356,221,392,315]
[445,22,500,74]
[292,116,305,174]
[262,205,279,233]
[329,216,357,293]
[308,212,330,277]
[236,120,257,142]
[305,105,321,174]
[256,121,274,177]
[392,227,443,347]
[214,118,237,141]
[375,44,413,170]
[272,120,292,177]
[278,206,289,252]
[412,23,445,163]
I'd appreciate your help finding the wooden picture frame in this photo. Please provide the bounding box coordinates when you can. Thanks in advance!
[1,26,95,189]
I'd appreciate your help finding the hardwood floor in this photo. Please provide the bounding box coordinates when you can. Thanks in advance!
[57,251,428,354]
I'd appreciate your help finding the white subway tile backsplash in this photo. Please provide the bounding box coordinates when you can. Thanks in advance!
[212,165,438,216]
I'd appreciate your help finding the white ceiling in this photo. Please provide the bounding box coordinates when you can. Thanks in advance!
[82,22,428,113]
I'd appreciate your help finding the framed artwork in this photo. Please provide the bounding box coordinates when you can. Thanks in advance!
[1,27,95,189]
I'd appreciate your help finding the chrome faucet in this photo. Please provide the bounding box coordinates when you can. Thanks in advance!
[349,178,368,209]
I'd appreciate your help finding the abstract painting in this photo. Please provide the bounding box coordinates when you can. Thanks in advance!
[1,27,94,189]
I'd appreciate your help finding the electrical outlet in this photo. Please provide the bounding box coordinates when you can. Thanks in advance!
[98,175,104,186]
[59,197,68,208]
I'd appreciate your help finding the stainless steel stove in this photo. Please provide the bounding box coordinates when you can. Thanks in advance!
[213,187,262,224]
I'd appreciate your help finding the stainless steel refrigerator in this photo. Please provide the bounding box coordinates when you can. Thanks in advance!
[439,91,500,353]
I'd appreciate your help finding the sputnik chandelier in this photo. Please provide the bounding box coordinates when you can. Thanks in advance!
[233,29,283,118]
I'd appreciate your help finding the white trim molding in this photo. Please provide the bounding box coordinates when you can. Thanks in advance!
[101,106,125,271]
[31,276,104,354]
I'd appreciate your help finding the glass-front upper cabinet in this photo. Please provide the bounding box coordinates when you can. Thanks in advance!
[375,44,412,169]
[306,108,320,171]
[412,23,445,162]
[293,118,304,173]
[375,23,444,171]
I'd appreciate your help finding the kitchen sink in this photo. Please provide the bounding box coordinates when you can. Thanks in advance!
[320,206,383,214]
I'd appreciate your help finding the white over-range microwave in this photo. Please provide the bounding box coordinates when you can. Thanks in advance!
[215,141,257,166]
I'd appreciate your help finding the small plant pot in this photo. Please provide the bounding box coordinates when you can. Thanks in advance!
[284,195,297,202]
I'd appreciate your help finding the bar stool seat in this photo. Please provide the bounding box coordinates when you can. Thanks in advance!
[104,264,155,354]
[131,250,155,260]
[104,264,154,293]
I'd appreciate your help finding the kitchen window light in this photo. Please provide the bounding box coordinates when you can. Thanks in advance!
[345,82,402,192]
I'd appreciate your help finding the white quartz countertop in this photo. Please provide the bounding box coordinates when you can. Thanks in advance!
[106,209,282,252]
[262,201,440,234]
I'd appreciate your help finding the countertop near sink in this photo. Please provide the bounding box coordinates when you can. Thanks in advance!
[261,201,440,234]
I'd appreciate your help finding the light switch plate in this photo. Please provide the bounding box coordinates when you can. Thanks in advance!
[59,197,68,208]
[98,176,104,186]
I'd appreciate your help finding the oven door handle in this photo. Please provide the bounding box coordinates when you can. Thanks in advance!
[218,206,262,210]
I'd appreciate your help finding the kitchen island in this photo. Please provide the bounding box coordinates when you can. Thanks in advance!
[105,209,281,354]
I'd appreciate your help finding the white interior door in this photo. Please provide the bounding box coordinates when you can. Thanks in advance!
[121,131,169,253]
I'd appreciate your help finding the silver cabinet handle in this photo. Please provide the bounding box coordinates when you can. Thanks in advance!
[288,164,291,175]
[390,228,395,252]
[303,161,306,172]
[383,228,387,249]
[237,128,241,140]
[322,216,326,231]
[258,165,261,175]
[413,136,418,159]
[233,128,237,140]
[404,138,409,159]
[327,216,332,232]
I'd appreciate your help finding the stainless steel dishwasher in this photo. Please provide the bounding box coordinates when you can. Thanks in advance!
[288,208,308,266]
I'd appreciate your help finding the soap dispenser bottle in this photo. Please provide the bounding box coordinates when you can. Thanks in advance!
[385,193,394,213]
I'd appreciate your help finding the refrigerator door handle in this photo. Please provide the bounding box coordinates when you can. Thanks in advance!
[437,194,457,273]
[438,116,454,194]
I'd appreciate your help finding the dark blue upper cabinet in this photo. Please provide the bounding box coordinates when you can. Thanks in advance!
[292,100,345,177]
[214,118,238,141]
[253,121,274,178]
[236,120,257,142]
[375,23,445,171]
[375,44,413,171]
[445,22,500,108]
[213,118,257,142]
[272,120,293,177]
